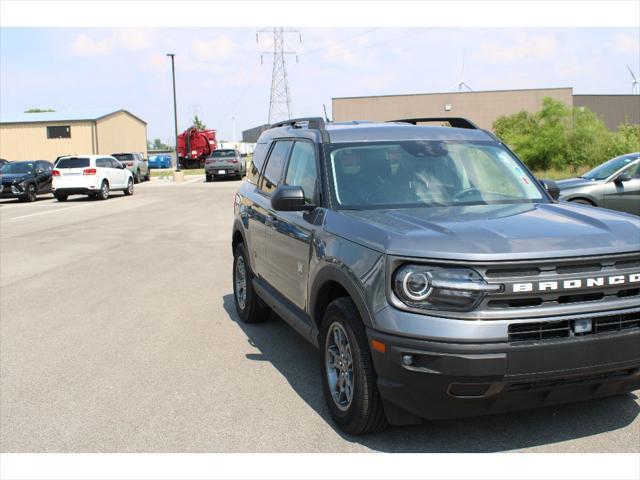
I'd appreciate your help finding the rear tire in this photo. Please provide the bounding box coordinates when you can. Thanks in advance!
[97,180,109,200]
[233,243,270,324]
[320,297,388,435]
[54,193,68,202]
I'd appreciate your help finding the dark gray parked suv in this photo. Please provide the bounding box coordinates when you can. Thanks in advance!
[231,117,640,434]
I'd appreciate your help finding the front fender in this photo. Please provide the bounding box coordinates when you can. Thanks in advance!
[309,233,387,331]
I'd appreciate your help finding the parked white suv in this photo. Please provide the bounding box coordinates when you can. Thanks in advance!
[52,155,134,201]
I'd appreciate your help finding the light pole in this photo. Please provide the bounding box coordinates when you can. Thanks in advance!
[231,115,237,146]
[166,53,180,172]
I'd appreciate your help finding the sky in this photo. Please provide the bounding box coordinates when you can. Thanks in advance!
[1,27,639,143]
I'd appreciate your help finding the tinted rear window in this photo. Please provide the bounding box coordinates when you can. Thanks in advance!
[56,157,90,169]
[211,150,236,158]
[112,154,134,161]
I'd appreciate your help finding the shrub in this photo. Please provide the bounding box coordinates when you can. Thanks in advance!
[493,97,639,173]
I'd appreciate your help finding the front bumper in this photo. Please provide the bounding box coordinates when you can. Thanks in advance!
[367,326,640,424]
[0,185,25,198]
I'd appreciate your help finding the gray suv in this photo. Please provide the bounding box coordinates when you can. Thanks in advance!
[112,152,150,184]
[231,117,640,434]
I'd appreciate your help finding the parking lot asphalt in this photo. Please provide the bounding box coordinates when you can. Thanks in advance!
[1,177,639,453]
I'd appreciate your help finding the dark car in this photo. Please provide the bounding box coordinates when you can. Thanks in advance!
[557,153,640,216]
[0,159,9,167]
[231,117,640,434]
[205,149,246,182]
[0,160,53,202]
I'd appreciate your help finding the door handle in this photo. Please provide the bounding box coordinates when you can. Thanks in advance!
[266,214,279,227]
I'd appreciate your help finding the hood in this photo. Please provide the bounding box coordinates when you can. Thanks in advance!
[0,173,32,183]
[325,203,640,261]
[556,177,599,189]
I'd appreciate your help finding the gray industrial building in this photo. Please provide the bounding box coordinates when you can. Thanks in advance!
[242,87,639,141]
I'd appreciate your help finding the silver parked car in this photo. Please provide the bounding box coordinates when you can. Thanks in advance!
[557,153,640,216]
[111,152,150,184]
[205,149,246,182]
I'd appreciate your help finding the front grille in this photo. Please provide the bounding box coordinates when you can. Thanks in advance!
[475,252,640,319]
[508,311,640,343]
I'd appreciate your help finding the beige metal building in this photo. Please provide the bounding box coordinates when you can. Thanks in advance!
[0,109,147,161]
[332,88,639,131]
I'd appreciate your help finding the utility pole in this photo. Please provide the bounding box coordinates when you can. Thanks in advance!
[166,53,181,172]
[257,27,301,124]
[231,115,237,145]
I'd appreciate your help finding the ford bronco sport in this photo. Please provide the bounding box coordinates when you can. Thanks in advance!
[231,117,640,434]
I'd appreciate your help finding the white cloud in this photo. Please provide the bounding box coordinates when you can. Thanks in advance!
[192,35,236,61]
[481,33,558,62]
[70,29,155,57]
[71,34,114,56]
[611,33,640,54]
[114,29,155,51]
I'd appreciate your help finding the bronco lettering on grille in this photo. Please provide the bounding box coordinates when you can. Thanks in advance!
[512,273,640,293]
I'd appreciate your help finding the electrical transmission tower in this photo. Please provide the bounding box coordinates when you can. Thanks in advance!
[257,27,301,124]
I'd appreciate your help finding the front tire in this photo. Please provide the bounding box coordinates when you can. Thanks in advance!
[54,193,68,202]
[123,177,134,196]
[320,298,388,434]
[233,243,270,323]
[25,184,37,202]
[570,198,595,206]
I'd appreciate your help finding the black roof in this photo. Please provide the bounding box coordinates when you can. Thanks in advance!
[257,118,494,144]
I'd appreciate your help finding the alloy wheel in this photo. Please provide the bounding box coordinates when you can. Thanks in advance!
[235,255,247,311]
[325,322,354,411]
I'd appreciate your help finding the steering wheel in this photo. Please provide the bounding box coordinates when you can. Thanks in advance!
[453,187,482,202]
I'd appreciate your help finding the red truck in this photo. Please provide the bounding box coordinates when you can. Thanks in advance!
[177,127,217,169]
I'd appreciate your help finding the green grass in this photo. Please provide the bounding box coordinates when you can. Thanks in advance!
[532,166,589,180]
[151,168,204,177]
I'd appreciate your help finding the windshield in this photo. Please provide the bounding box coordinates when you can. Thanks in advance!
[328,141,546,209]
[0,162,35,174]
[56,157,90,169]
[582,154,639,180]
[211,150,236,158]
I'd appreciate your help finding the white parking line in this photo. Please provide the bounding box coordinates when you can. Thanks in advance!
[8,203,93,220]
[7,195,145,220]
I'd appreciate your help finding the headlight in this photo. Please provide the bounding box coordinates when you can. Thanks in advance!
[393,264,500,312]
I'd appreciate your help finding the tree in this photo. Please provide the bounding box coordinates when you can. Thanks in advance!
[192,115,206,130]
[493,97,636,172]
[147,138,170,150]
[24,108,55,113]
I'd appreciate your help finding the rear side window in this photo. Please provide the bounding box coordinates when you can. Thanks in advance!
[247,143,269,185]
[96,158,110,168]
[260,140,293,195]
[56,157,90,169]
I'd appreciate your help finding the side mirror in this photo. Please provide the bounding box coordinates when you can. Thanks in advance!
[614,172,632,184]
[271,185,315,212]
[539,179,560,201]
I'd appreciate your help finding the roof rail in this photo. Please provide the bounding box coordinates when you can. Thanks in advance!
[389,117,480,130]
[270,117,326,130]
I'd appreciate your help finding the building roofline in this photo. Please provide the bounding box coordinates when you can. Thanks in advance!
[0,109,147,125]
[332,87,575,101]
